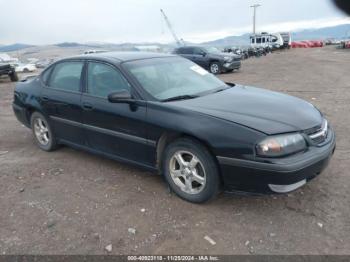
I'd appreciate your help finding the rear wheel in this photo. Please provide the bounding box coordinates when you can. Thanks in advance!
[30,112,58,151]
[163,138,220,203]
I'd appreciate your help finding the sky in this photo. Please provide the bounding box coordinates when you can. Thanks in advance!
[0,0,349,45]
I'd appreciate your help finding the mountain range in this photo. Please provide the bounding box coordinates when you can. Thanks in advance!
[1,23,349,52]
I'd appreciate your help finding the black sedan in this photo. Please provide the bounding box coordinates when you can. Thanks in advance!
[12,52,336,203]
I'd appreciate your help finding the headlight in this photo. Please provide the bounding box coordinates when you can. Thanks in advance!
[223,56,231,62]
[256,133,306,157]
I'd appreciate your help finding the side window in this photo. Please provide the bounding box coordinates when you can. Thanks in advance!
[256,38,262,44]
[251,38,255,44]
[192,48,203,55]
[48,61,84,92]
[87,62,131,98]
[179,47,192,54]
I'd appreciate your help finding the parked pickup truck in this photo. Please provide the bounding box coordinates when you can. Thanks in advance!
[0,63,18,81]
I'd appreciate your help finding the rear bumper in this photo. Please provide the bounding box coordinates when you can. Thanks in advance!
[0,68,15,75]
[217,128,336,194]
[13,103,30,127]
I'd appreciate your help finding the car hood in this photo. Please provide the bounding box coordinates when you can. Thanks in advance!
[170,85,323,134]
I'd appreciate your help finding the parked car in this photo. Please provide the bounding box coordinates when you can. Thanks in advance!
[172,46,241,74]
[84,49,108,54]
[223,47,248,60]
[12,52,335,203]
[35,59,54,69]
[14,62,37,73]
[0,63,18,81]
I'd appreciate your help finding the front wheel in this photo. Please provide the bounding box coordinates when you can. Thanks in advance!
[163,138,220,203]
[209,62,221,74]
[30,112,58,151]
[10,72,18,82]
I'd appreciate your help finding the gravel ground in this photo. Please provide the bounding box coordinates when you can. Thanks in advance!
[0,46,349,255]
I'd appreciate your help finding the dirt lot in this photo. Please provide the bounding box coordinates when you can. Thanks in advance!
[0,46,349,255]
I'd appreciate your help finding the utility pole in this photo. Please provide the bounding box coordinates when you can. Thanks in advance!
[250,4,261,35]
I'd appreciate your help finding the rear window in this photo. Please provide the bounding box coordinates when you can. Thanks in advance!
[176,47,192,54]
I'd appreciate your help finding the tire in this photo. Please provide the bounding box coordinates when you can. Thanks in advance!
[163,138,220,203]
[30,112,58,151]
[9,72,18,82]
[209,62,221,75]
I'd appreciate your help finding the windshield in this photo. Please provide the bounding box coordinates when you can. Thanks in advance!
[124,57,227,101]
[203,47,221,54]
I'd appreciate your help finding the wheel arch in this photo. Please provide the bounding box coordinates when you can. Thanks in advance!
[25,106,48,127]
[155,131,223,182]
[209,59,221,64]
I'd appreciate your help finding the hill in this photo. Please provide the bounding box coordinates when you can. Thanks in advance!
[0,43,35,52]
[292,24,350,40]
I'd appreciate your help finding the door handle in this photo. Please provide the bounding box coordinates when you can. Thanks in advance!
[82,102,94,111]
[42,96,49,101]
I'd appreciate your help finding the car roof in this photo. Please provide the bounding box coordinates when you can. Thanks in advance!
[72,51,176,62]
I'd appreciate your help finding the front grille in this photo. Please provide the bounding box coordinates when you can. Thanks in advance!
[305,120,328,144]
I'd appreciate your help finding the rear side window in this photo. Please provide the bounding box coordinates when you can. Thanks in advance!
[177,47,192,54]
[48,61,84,92]
[87,62,131,98]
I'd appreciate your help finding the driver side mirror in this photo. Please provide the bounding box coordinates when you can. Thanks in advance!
[200,51,207,57]
[108,90,133,103]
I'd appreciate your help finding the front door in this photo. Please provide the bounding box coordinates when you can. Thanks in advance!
[81,61,153,166]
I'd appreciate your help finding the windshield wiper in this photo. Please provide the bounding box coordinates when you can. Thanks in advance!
[161,94,199,102]
[213,85,232,93]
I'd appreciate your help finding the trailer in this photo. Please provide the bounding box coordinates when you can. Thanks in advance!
[250,32,284,49]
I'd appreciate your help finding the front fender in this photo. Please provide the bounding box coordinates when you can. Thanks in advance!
[146,102,265,161]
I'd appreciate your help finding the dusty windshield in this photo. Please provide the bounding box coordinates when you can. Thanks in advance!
[124,57,226,101]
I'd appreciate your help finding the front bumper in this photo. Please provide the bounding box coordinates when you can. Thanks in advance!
[222,60,241,71]
[217,128,336,194]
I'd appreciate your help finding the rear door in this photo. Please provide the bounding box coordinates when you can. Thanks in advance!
[81,61,153,165]
[177,47,194,61]
[40,60,84,144]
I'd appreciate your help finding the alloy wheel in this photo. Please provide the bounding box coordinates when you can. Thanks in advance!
[33,118,50,145]
[210,63,219,74]
[169,150,206,194]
